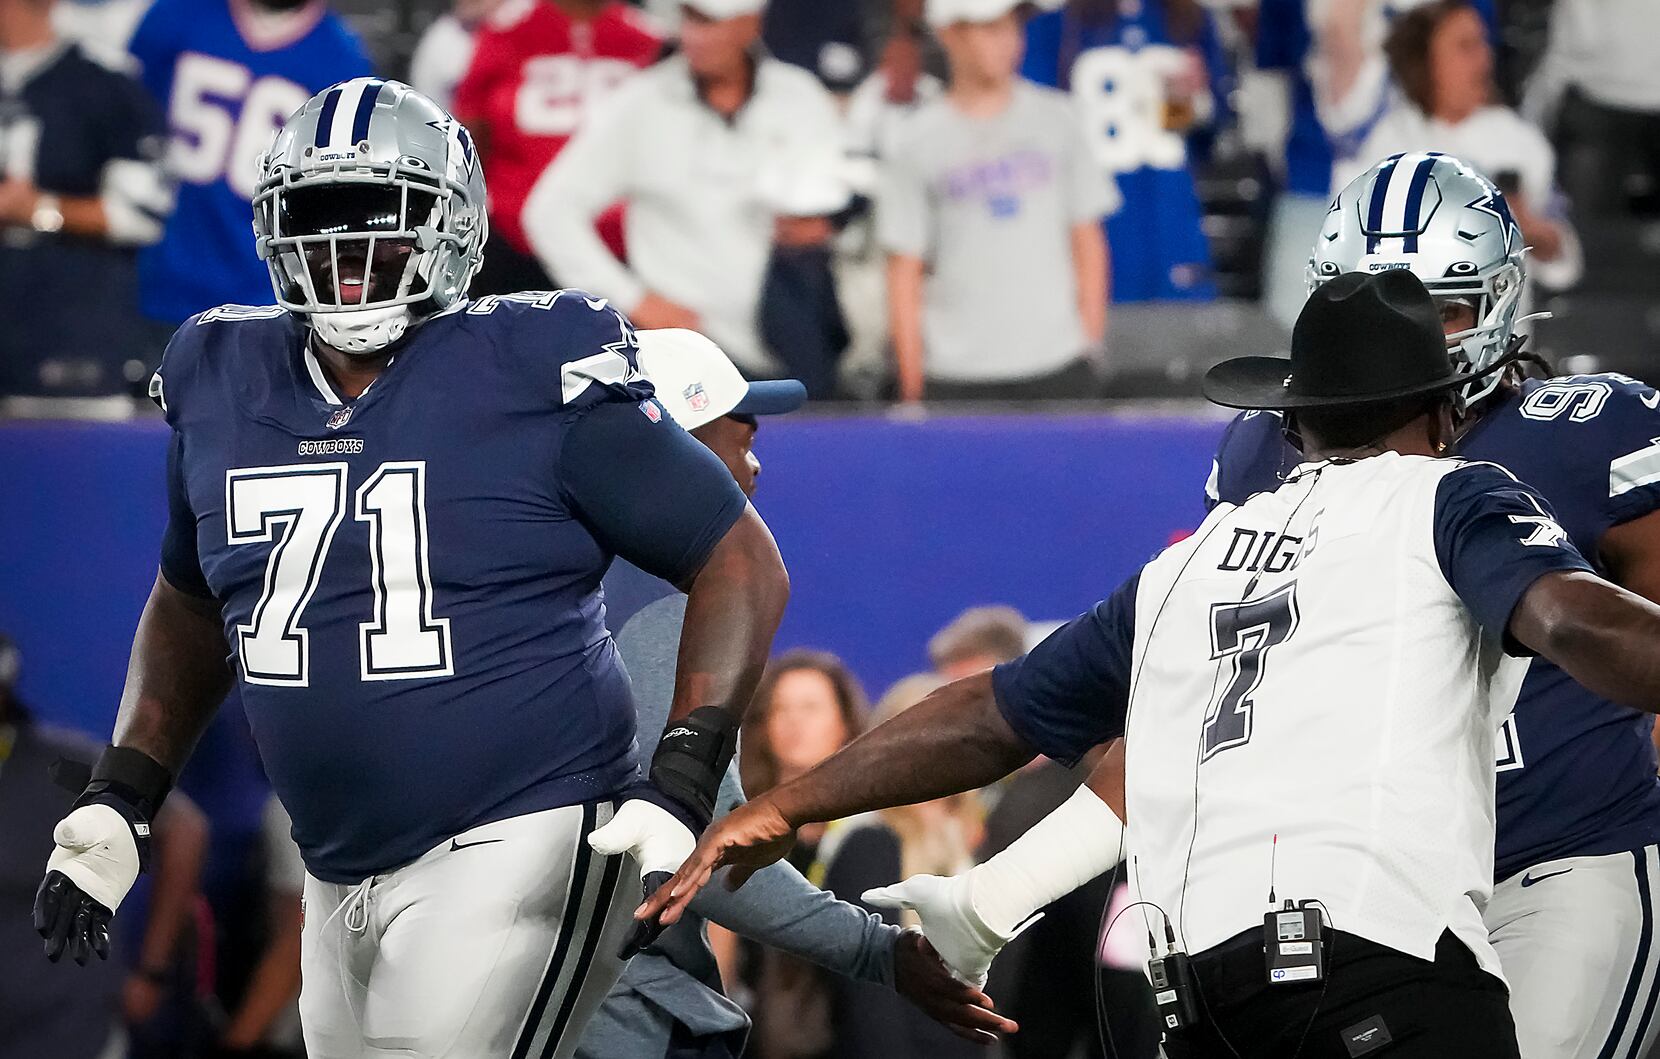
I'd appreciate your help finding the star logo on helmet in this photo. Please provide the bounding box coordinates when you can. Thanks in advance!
[1468,192,1518,252]
[427,120,477,180]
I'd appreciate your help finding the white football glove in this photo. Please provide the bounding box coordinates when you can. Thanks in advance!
[35,803,144,964]
[46,804,143,912]
[590,798,700,958]
[588,798,697,876]
[864,871,1041,988]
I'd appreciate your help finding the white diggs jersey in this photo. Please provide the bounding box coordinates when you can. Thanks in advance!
[993,452,1593,974]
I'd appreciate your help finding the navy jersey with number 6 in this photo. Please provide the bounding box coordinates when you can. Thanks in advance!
[1208,374,1660,881]
[153,293,748,883]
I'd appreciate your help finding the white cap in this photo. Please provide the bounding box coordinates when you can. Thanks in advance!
[682,0,765,19]
[926,0,1027,28]
[635,329,806,431]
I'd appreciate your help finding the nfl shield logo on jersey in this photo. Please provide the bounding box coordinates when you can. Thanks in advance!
[683,383,710,413]
[640,400,662,423]
[326,405,354,430]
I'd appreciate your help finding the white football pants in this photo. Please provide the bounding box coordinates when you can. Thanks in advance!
[298,802,639,1059]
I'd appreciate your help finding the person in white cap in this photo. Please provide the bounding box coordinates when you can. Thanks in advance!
[579,329,1016,1059]
[524,0,850,378]
[879,0,1112,402]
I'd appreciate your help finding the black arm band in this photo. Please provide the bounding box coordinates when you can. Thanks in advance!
[71,745,173,822]
[647,706,739,832]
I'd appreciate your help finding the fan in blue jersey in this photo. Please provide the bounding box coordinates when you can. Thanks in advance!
[31,79,793,1059]
[1021,0,1228,302]
[127,0,372,328]
[1206,153,1660,1059]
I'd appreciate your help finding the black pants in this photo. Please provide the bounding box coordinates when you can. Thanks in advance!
[1159,929,1518,1059]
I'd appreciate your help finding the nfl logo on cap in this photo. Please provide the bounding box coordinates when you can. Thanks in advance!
[683,382,710,413]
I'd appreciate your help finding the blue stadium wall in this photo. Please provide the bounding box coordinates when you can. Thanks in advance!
[0,412,1226,733]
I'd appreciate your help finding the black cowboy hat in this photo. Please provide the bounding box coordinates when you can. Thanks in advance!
[1203,270,1491,410]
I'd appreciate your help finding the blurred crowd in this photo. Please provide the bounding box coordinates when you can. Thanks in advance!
[2,0,1657,409]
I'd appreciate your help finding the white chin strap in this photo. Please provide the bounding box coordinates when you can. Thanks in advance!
[310,304,414,356]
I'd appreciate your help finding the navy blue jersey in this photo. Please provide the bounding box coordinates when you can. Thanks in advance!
[1208,375,1660,880]
[128,0,372,323]
[154,293,748,882]
[0,44,164,394]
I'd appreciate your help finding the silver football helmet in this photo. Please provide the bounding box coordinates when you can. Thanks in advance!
[253,78,488,355]
[1309,152,1528,407]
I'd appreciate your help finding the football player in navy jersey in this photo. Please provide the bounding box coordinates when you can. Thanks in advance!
[31,78,791,1059]
[1202,154,1660,1059]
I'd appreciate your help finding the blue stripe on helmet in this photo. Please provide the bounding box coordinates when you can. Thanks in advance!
[1364,153,1403,253]
[314,87,344,148]
[1399,155,1440,254]
[349,79,385,147]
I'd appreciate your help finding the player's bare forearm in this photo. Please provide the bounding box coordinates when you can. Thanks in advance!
[666,505,789,727]
[1513,570,1660,712]
[1084,737,1127,821]
[769,671,1035,827]
[110,573,233,773]
[638,672,1035,926]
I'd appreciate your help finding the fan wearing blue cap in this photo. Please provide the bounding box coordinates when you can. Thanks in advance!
[582,330,1013,1057]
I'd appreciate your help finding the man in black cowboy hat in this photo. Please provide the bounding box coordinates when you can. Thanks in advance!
[630,269,1660,1056]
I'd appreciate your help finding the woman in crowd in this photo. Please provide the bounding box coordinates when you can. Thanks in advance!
[732,650,867,1058]
[1340,0,1582,291]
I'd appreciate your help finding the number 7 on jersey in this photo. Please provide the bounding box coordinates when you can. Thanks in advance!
[1202,583,1300,761]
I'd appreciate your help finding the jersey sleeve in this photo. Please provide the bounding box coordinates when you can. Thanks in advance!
[1596,377,1660,531]
[499,290,654,411]
[559,401,749,585]
[160,430,214,599]
[1433,462,1595,654]
[991,573,1138,767]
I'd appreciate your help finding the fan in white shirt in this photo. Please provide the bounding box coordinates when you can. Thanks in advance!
[1336,1,1582,291]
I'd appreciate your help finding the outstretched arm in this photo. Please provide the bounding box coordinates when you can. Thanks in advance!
[639,571,1140,927]
[35,570,229,964]
[866,742,1127,986]
[686,769,1017,1043]
[1511,570,1660,711]
[640,672,1037,930]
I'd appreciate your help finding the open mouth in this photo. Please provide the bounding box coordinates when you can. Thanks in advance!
[304,240,416,307]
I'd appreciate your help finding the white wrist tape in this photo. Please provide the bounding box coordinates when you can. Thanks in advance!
[968,786,1126,937]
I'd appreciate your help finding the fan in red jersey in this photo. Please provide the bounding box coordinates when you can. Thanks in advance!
[453,0,662,294]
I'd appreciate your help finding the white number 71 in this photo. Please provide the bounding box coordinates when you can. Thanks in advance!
[226,461,453,686]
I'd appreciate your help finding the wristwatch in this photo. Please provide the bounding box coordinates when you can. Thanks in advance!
[30,193,63,234]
